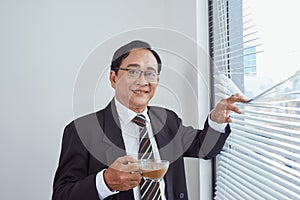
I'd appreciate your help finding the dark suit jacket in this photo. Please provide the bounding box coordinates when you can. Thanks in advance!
[52,100,230,200]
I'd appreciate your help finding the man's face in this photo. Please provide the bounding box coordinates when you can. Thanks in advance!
[110,48,159,113]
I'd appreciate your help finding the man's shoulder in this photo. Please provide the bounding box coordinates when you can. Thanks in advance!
[148,105,180,123]
[66,103,112,129]
[148,105,178,115]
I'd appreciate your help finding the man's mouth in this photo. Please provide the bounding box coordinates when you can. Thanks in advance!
[132,89,149,94]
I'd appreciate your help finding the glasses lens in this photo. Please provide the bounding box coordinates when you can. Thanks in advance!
[127,69,141,78]
[145,72,158,82]
[127,69,158,82]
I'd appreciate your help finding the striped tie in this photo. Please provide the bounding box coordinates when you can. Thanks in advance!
[132,114,161,200]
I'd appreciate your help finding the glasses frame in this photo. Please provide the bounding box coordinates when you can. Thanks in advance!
[116,67,160,83]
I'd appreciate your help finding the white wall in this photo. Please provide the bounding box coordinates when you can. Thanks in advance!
[0,1,209,199]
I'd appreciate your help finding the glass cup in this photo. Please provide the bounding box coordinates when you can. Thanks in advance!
[138,159,169,181]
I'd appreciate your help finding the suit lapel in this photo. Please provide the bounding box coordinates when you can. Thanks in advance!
[101,101,134,199]
[148,106,169,149]
[100,100,127,165]
[148,107,174,200]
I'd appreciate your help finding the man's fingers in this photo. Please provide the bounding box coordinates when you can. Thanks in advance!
[225,116,232,123]
[104,164,142,191]
[211,93,247,124]
[224,104,242,114]
[110,155,139,173]
[117,155,136,164]
[227,94,249,104]
[122,162,139,173]
[127,173,142,181]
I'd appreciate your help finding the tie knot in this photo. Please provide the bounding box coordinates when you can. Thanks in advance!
[132,114,146,127]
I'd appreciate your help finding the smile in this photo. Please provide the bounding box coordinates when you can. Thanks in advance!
[132,89,149,94]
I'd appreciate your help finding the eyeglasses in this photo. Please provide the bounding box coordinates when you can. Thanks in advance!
[117,68,159,83]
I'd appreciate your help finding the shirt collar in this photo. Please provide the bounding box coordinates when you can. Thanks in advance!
[114,98,150,125]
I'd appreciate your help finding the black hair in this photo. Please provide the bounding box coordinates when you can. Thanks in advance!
[110,40,162,75]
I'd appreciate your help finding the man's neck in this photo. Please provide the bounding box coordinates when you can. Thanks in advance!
[114,97,147,114]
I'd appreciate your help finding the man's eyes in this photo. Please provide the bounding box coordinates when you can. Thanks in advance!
[129,70,155,75]
[144,71,156,77]
[128,69,141,75]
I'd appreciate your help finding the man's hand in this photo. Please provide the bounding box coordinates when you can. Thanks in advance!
[210,93,248,124]
[103,155,142,191]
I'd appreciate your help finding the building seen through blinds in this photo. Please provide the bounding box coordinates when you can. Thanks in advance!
[209,0,300,199]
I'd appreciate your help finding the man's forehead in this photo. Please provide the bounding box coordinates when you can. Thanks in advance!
[123,49,158,64]
[125,63,157,71]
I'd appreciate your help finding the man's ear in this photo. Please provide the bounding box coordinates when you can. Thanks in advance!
[109,70,117,88]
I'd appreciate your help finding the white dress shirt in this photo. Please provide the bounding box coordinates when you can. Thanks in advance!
[96,98,227,199]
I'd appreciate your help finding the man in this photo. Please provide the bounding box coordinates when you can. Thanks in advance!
[52,40,247,200]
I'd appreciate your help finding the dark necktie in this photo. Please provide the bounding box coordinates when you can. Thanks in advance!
[132,114,162,200]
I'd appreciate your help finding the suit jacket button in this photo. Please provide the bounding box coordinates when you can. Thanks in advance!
[179,192,185,199]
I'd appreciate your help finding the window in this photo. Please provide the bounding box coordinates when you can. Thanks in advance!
[209,0,300,199]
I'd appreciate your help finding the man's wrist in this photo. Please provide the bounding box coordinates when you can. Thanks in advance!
[208,113,227,133]
[103,170,117,192]
[96,169,119,200]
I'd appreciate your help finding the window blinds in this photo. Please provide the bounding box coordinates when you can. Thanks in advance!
[209,0,300,199]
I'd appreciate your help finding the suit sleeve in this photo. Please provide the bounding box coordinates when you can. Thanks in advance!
[167,110,231,159]
[183,118,231,159]
[52,122,100,200]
